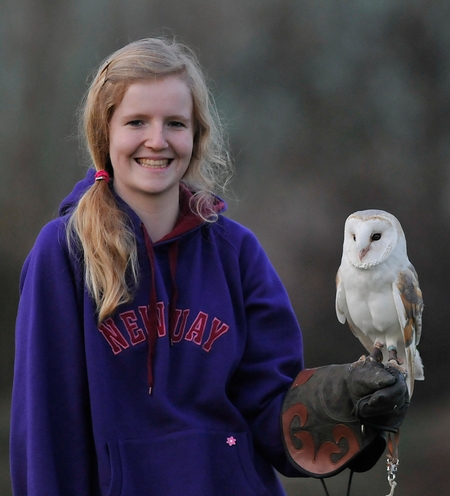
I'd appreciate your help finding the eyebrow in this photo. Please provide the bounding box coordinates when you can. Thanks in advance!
[120,113,192,123]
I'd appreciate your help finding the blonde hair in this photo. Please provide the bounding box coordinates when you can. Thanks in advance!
[68,38,233,323]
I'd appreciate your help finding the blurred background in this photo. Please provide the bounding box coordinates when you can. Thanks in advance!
[1,0,449,494]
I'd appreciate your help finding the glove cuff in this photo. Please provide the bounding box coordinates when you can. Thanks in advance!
[281,367,386,478]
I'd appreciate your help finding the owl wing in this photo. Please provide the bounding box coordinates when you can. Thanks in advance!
[392,264,424,391]
[335,268,347,325]
[336,268,374,354]
[393,264,423,348]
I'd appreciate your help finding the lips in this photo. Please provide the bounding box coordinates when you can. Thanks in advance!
[136,158,172,168]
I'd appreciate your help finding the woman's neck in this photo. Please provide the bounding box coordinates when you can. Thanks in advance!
[139,205,180,242]
[116,188,180,242]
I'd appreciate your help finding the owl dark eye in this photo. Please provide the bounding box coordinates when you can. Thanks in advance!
[352,234,356,241]
[371,233,382,241]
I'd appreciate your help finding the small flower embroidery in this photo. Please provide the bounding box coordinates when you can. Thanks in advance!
[226,436,237,446]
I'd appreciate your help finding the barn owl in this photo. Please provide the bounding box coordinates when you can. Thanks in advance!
[335,209,424,396]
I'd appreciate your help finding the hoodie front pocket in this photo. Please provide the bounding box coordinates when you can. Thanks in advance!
[107,429,270,496]
[105,441,123,496]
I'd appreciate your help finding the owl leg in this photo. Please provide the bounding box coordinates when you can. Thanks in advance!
[388,346,404,365]
[387,346,407,376]
[368,342,384,363]
[351,343,383,371]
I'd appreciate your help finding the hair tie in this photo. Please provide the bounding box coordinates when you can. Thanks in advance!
[94,170,110,183]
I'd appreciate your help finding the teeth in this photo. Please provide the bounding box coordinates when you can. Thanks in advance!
[137,158,170,167]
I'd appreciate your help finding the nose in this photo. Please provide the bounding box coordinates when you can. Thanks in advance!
[144,124,168,150]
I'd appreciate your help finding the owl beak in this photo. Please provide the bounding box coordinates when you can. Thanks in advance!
[359,246,370,261]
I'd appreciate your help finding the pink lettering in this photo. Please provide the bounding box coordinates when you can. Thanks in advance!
[99,305,229,355]
[138,305,151,335]
[171,309,190,344]
[139,304,166,338]
[98,318,130,354]
[202,318,230,352]
[120,310,146,345]
[184,312,208,345]
[156,302,166,337]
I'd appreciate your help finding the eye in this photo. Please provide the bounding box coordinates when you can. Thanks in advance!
[127,120,144,127]
[371,233,382,241]
[168,121,186,128]
[352,234,356,241]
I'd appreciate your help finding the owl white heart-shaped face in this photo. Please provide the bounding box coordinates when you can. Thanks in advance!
[343,213,398,269]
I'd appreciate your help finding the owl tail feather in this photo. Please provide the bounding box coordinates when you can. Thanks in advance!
[414,351,424,381]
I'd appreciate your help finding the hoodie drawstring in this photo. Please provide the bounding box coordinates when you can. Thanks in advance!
[143,226,179,394]
[143,229,158,394]
[168,241,179,345]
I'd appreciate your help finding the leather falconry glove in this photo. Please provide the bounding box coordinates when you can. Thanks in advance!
[281,359,409,478]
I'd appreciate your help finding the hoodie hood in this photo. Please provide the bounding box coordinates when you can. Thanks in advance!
[59,168,227,239]
[59,168,96,216]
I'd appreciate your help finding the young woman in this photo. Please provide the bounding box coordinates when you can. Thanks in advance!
[11,38,408,495]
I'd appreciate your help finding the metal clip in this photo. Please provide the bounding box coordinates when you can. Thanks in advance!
[386,456,398,496]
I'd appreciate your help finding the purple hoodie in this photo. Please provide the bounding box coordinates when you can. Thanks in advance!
[11,170,304,495]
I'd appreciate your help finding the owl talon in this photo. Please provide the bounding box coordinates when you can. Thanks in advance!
[350,356,366,370]
[387,359,407,376]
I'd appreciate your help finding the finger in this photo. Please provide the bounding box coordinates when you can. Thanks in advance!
[369,375,409,407]
[358,381,408,417]
[357,395,397,417]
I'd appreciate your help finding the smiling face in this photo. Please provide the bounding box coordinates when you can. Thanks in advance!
[108,76,194,209]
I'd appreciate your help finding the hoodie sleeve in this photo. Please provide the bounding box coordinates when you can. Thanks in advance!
[10,219,99,495]
[228,228,305,476]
